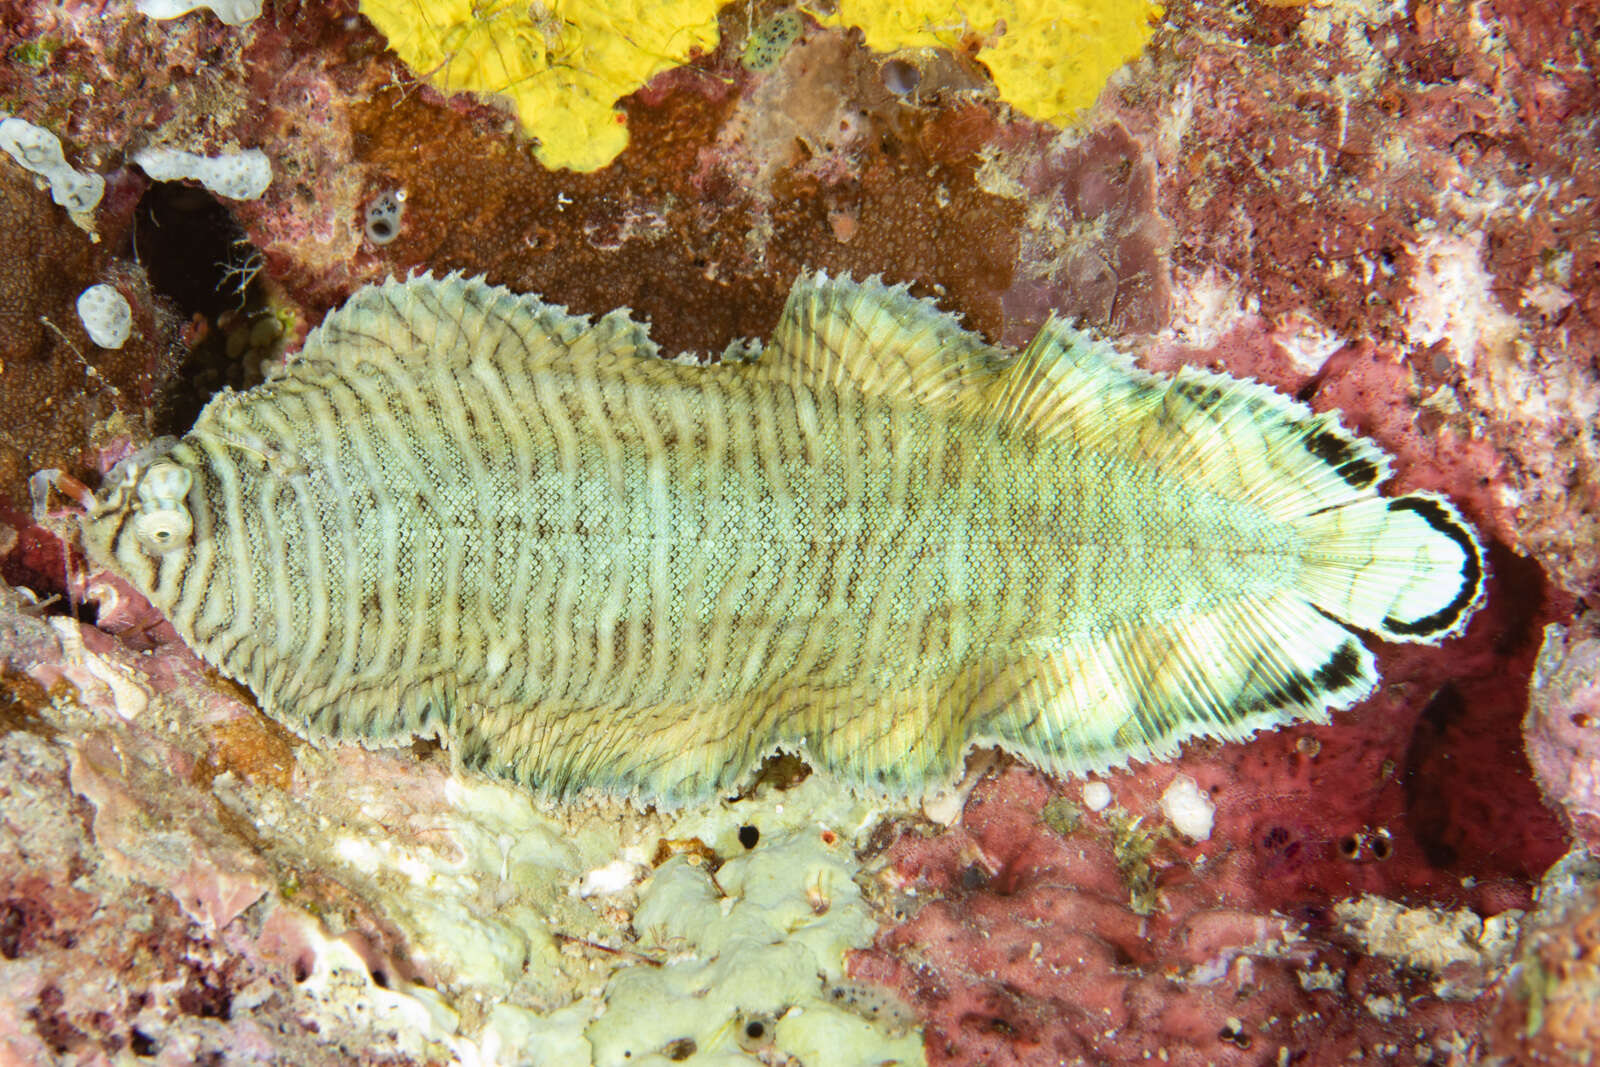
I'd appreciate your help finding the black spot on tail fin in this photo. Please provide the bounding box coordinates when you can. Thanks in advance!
[1303,426,1382,489]
[1236,638,1367,718]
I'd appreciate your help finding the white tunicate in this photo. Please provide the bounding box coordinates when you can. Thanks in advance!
[1081,780,1112,812]
[0,116,63,168]
[0,115,106,214]
[364,189,405,245]
[1159,775,1216,842]
[51,170,104,214]
[135,0,262,25]
[133,145,272,200]
[76,284,132,349]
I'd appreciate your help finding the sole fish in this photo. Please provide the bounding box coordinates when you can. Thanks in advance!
[74,272,1485,804]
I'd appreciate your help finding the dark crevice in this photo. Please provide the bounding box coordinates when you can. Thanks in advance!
[132,182,275,437]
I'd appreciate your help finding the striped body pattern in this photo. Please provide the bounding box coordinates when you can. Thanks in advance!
[78,274,1485,803]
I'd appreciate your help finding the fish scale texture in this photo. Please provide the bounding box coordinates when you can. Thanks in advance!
[77,273,1485,805]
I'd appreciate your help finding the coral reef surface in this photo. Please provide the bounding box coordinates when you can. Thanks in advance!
[0,0,1596,1063]
[0,581,924,1064]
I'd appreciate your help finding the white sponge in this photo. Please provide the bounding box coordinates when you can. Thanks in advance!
[1159,775,1216,842]
[135,0,262,26]
[77,284,132,349]
[0,115,105,214]
[133,146,271,200]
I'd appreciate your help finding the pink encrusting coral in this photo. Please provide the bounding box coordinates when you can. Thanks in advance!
[0,584,443,1063]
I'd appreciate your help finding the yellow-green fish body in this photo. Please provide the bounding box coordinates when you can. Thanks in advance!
[76,273,1484,803]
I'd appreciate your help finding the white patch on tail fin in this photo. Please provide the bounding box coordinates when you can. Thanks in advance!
[1293,492,1485,643]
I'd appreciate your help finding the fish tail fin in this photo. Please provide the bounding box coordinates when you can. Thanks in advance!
[1156,361,1488,643]
[1291,492,1485,642]
[930,319,1494,782]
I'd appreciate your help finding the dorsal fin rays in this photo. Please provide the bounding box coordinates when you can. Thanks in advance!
[996,317,1395,520]
[762,271,1005,410]
[991,316,1164,441]
[301,273,659,376]
[1144,364,1394,521]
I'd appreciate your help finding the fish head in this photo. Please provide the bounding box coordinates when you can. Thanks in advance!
[68,439,196,590]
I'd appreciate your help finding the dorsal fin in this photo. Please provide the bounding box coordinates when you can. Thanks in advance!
[993,316,1394,517]
[299,273,660,375]
[990,316,1165,444]
[759,271,1005,409]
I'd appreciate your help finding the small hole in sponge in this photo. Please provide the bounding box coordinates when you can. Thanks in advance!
[736,1012,776,1051]
[738,824,759,849]
[881,57,921,95]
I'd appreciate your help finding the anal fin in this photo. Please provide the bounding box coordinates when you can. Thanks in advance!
[732,591,1380,792]
[962,593,1377,775]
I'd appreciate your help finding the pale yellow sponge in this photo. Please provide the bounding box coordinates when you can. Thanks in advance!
[811,0,1162,125]
[359,0,724,172]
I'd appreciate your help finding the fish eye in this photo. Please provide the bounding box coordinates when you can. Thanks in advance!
[137,461,193,508]
[132,505,193,553]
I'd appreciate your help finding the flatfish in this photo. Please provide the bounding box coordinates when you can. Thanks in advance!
[73,272,1484,804]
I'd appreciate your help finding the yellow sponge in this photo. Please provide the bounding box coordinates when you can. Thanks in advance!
[359,0,723,172]
[810,0,1162,126]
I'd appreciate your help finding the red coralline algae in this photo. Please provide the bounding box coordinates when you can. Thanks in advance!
[1124,0,1600,596]
[853,765,1521,1065]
